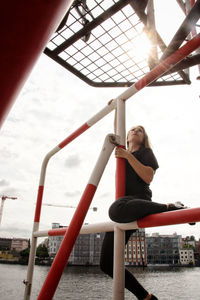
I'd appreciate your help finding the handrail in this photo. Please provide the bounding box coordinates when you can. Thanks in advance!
[33,207,200,237]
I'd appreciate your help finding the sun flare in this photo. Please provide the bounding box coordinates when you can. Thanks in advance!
[128,32,153,61]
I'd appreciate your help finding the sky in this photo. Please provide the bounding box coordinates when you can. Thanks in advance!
[0,0,200,240]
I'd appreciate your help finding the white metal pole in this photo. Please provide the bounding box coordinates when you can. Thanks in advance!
[24,222,39,300]
[0,197,5,225]
[113,98,126,300]
[113,226,125,300]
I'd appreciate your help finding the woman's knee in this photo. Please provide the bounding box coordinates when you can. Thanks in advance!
[109,201,121,222]
[109,196,133,222]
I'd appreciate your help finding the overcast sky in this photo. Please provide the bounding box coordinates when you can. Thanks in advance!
[0,0,200,240]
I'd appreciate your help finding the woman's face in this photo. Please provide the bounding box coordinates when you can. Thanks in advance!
[127,126,145,146]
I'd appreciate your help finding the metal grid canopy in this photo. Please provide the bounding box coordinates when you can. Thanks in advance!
[44,0,192,87]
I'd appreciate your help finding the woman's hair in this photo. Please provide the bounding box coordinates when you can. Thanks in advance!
[127,125,151,149]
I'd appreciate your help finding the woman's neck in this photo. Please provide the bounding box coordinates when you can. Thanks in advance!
[128,142,141,152]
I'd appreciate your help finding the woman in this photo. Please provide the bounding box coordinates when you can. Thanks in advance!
[100,125,185,300]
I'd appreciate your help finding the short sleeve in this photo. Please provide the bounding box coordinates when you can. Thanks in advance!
[140,148,159,171]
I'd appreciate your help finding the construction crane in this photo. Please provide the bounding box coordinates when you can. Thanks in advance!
[0,195,17,225]
[43,203,97,211]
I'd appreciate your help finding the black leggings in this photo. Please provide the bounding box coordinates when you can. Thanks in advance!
[100,196,168,300]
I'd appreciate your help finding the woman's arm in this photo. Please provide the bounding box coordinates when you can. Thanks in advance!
[115,147,154,184]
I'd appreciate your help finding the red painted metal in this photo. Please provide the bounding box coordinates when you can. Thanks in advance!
[48,228,67,236]
[34,186,44,223]
[58,123,89,149]
[0,0,73,128]
[37,183,97,300]
[135,33,200,90]
[116,147,126,199]
[137,207,200,228]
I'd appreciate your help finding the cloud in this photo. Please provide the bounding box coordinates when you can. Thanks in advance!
[0,225,31,238]
[0,179,9,187]
[64,190,81,197]
[64,154,81,168]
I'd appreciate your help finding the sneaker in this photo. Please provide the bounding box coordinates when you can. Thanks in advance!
[167,201,187,211]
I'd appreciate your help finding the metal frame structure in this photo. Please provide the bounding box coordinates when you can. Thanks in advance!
[24,34,200,300]
[44,0,200,87]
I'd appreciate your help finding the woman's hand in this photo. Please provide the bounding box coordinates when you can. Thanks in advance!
[115,147,131,160]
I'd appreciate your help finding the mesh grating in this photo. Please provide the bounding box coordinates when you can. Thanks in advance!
[44,0,190,87]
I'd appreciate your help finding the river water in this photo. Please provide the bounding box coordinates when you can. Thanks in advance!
[0,264,199,300]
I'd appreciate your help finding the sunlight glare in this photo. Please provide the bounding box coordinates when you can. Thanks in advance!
[128,32,152,61]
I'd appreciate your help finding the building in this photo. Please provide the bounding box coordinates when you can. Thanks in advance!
[146,233,181,265]
[0,238,12,250]
[179,249,195,265]
[125,229,147,266]
[48,223,65,257]
[181,236,196,248]
[48,223,105,265]
[11,238,28,252]
[69,232,105,265]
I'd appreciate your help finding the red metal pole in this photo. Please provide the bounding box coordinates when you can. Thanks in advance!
[137,207,200,228]
[134,33,200,91]
[38,184,97,300]
[0,0,73,129]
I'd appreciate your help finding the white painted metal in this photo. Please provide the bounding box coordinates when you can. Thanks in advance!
[39,146,60,186]
[24,222,40,300]
[116,84,139,102]
[87,82,138,128]
[33,220,139,237]
[87,100,117,126]
[113,226,125,300]
[0,197,5,225]
[113,99,126,300]
[88,134,120,186]
[116,99,126,145]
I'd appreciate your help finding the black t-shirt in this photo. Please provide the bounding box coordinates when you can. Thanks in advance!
[125,146,159,201]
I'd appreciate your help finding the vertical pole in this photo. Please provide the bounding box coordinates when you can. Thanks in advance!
[0,197,6,225]
[113,99,126,300]
[189,0,200,78]
[24,147,59,300]
[146,0,158,69]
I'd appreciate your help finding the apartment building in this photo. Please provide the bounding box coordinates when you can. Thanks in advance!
[125,229,147,266]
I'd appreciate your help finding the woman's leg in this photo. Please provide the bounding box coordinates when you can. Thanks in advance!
[109,196,168,223]
[100,231,149,300]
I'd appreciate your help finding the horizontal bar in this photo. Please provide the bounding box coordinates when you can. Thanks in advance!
[33,207,200,237]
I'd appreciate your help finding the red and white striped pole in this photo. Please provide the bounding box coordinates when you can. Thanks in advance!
[33,207,200,238]
[37,134,119,300]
